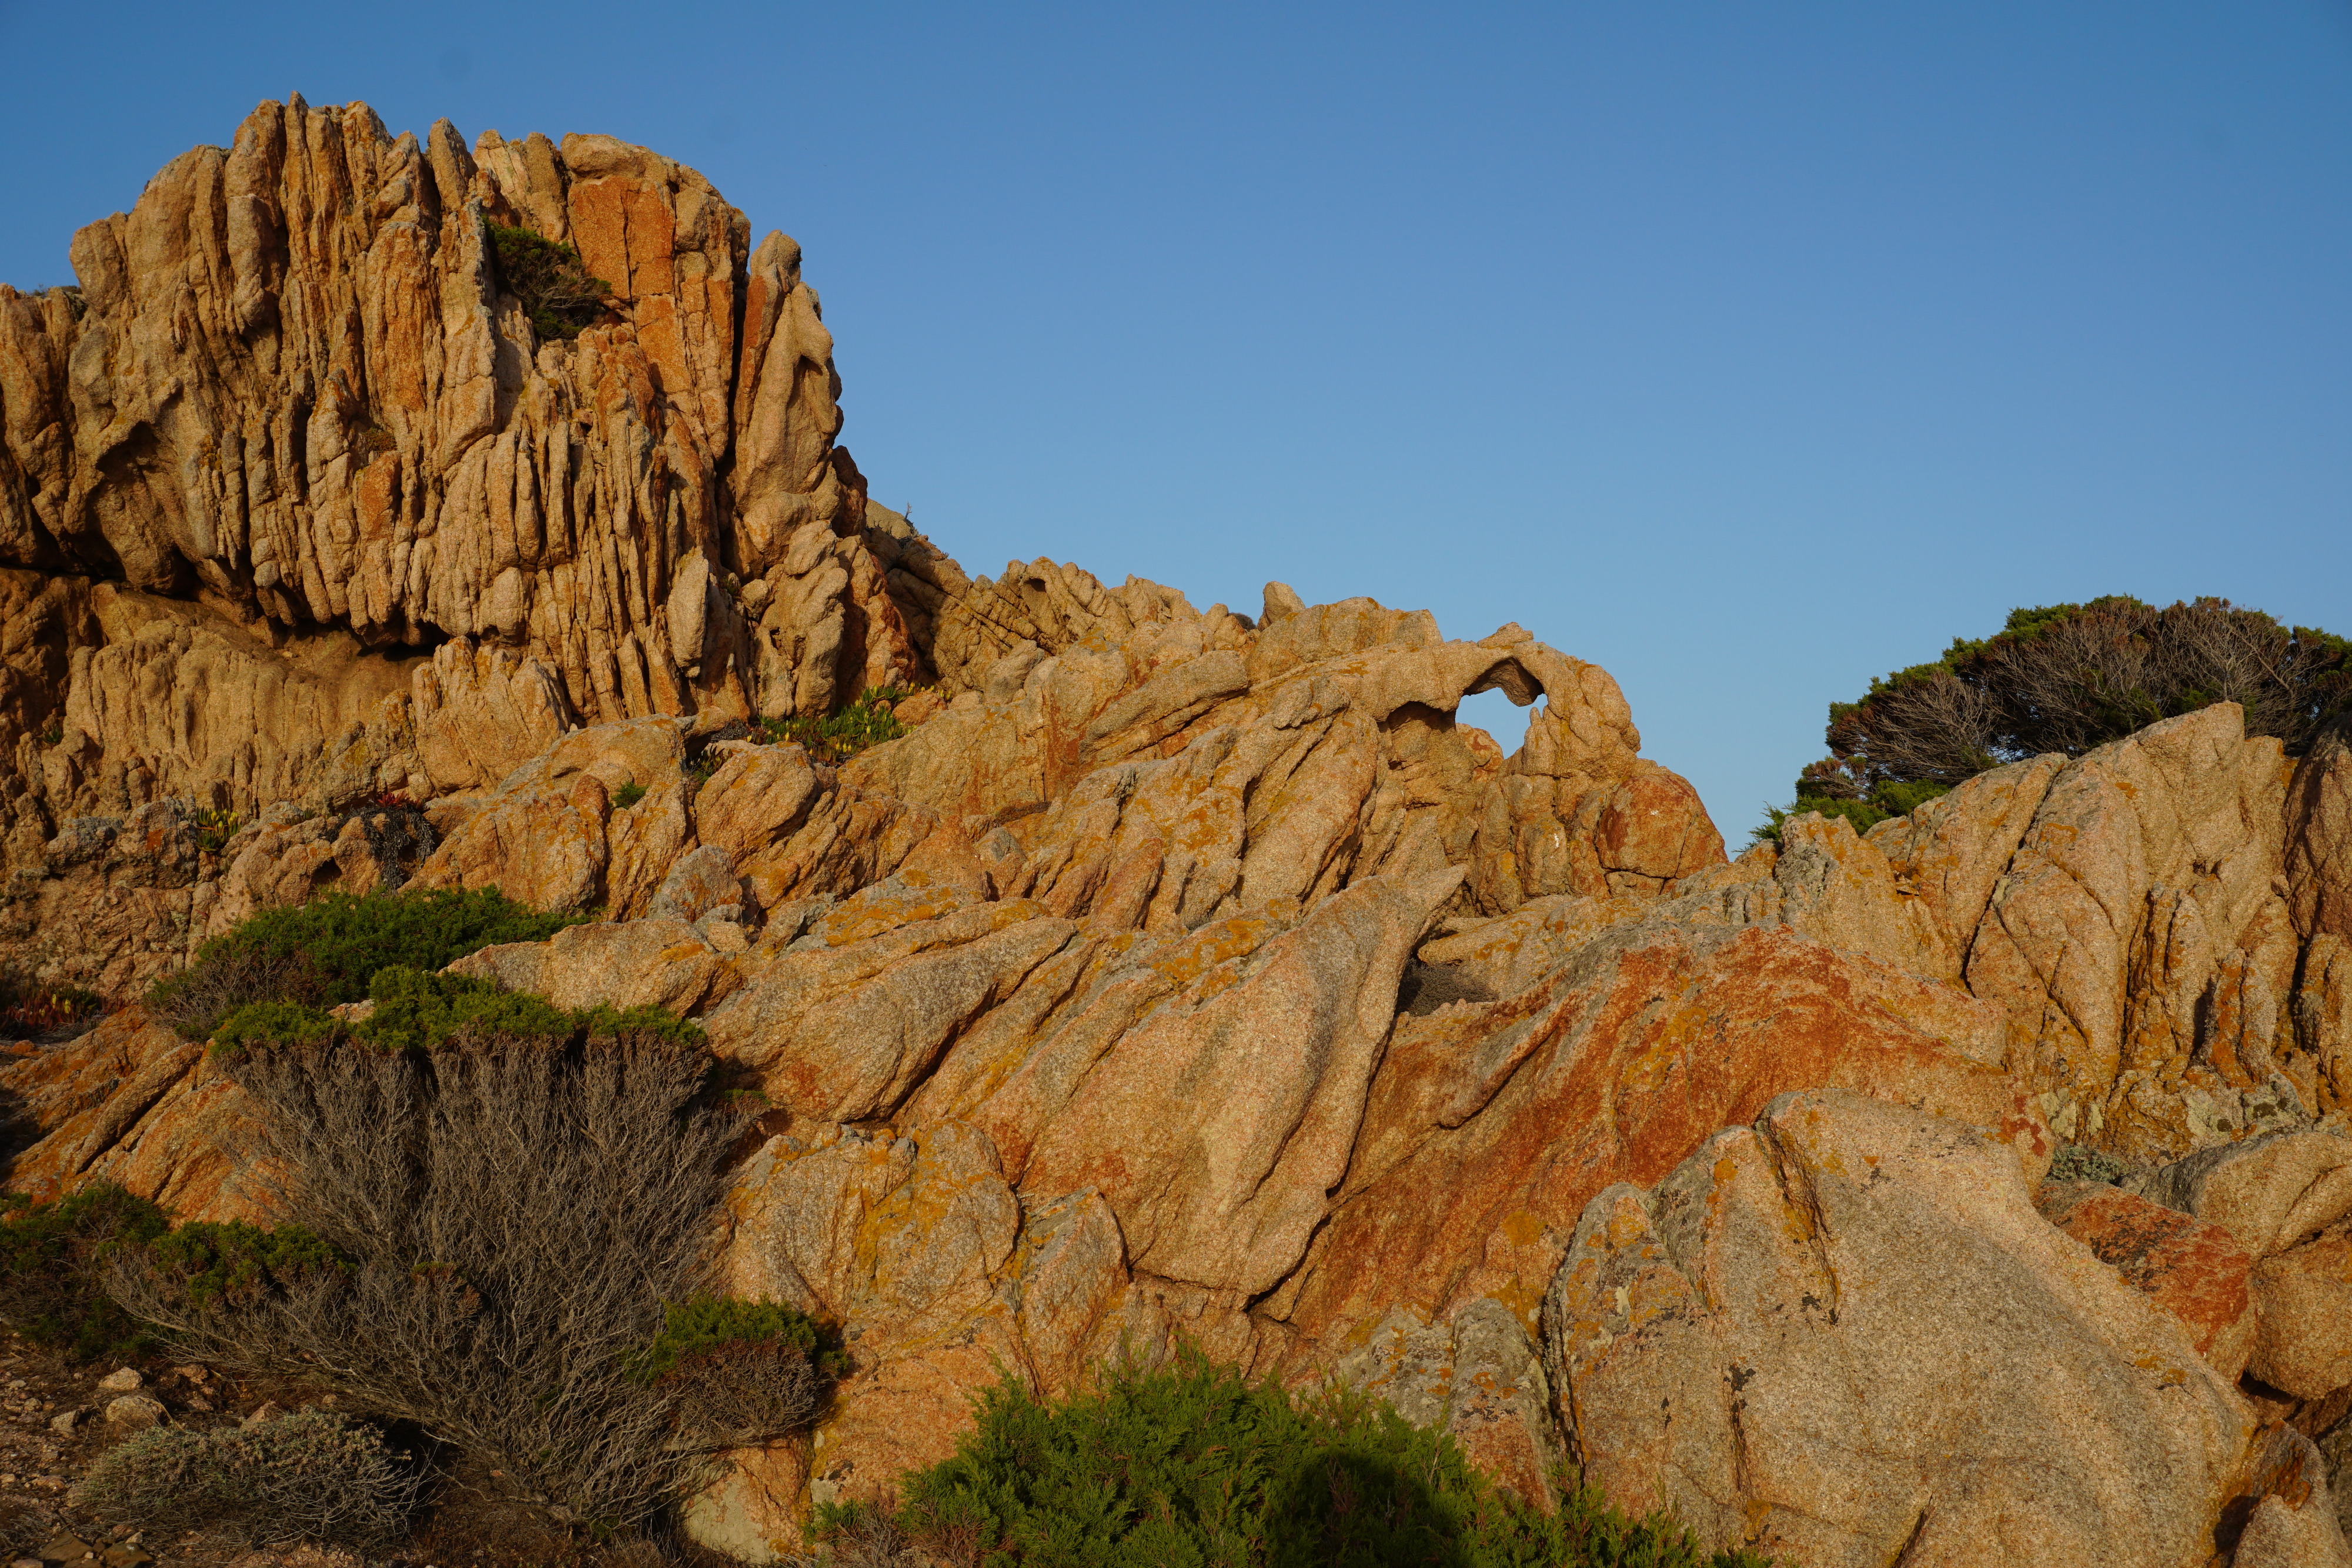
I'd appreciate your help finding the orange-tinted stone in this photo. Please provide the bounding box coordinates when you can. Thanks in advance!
[2039,1180,2255,1378]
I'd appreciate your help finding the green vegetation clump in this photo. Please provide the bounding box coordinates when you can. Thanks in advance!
[684,686,921,796]
[0,1182,169,1361]
[69,1406,420,1552]
[148,887,586,1042]
[612,781,648,809]
[818,1349,1772,1567]
[192,805,242,854]
[486,222,613,342]
[756,685,914,764]
[632,1295,838,1382]
[1756,596,2352,842]
[1751,777,1950,846]
[211,967,706,1057]
[632,1296,841,1442]
[135,1219,348,1313]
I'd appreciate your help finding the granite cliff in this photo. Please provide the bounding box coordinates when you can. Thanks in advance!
[7,100,2352,1567]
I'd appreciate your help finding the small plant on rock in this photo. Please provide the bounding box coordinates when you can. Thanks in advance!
[756,686,913,765]
[487,222,613,342]
[613,781,648,809]
[2046,1144,2129,1185]
[191,805,242,855]
[0,971,105,1039]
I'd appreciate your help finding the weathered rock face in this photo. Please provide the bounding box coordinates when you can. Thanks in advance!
[14,104,2352,1568]
[0,96,930,883]
[1548,1089,2249,1568]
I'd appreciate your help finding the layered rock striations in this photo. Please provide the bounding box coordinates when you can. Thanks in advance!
[10,102,2352,1567]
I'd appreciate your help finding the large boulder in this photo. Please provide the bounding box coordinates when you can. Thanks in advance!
[1546,1088,2249,1568]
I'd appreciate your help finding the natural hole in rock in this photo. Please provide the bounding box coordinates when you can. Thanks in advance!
[1454,687,1532,753]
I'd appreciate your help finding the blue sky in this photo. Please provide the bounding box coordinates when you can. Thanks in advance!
[3,2,2347,835]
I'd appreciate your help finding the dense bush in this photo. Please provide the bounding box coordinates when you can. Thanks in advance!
[69,1406,420,1550]
[148,887,585,1041]
[813,1350,1772,1567]
[109,979,746,1532]
[1822,597,2351,789]
[211,967,706,1058]
[632,1296,841,1445]
[1755,596,2352,844]
[487,222,613,342]
[0,1182,168,1361]
[136,1219,348,1312]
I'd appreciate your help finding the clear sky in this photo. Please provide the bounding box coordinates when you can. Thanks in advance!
[3,2,2347,837]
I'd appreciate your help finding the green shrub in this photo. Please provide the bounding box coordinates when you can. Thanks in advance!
[613,781,648,809]
[487,222,612,342]
[834,1349,1770,1567]
[149,887,585,1041]
[345,966,578,1054]
[633,1295,836,1380]
[69,1406,419,1550]
[577,1000,711,1049]
[210,968,706,1058]
[1749,777,1951,847]
[632,1297,841,1442]
[136,1220,347,1313]
[1810,597,2352,797]
[212,999,337,1053]
[0,1183,168,1361]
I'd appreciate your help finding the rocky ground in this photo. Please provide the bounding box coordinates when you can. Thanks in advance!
[0,1342,263,1568]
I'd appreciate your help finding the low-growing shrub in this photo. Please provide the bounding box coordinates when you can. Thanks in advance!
[1750,776,1951,846]
[148,887,585,1041]
[110,982,747,1532]
[69,1406,420,1550]
[488,222,613,342]
[613,781,648,809]
[138,1219,348,1312]
[824,1349,1772,1567]
[633,1296,841,1444]
[0,1182,168,1361]
[211,968,707,1059]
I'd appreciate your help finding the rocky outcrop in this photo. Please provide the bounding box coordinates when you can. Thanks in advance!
[0,97,933,882]
[14,103,2352,1568]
